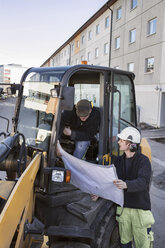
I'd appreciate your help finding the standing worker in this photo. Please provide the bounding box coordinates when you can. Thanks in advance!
[113,127,155,248]
[60,99,100,159]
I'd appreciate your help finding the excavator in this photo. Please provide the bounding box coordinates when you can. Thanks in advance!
[0,64,151,248]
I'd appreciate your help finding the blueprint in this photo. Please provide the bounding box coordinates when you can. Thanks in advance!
[58,142,124,206]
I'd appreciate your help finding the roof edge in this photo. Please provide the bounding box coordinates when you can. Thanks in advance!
[41,0,117,67]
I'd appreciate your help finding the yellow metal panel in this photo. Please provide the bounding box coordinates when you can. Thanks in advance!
[140,138,152,162]
[15,194,32,248]
[0,153,41,248]
[0,181,15,200]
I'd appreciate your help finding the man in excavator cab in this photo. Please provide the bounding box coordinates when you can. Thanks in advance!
[59,99,100,159]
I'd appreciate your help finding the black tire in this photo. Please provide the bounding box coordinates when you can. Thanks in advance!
[91,207,120,248]
[50,241,90,248]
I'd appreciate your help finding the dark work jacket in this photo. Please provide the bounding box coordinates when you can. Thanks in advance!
[60,106,100,141]
[112,152,152,210]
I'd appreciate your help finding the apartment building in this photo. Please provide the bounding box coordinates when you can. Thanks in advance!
[0,64,28,85]
[42,0,165,128]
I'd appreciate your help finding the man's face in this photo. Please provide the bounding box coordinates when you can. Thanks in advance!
[118,139,129,151]
[79,109,91,122]
[79,114,90,122]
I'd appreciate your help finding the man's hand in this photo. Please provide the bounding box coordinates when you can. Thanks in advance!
[63,126,71,136]
[56,140,62,157]
[113,179,127,190]
[91,194,99,201]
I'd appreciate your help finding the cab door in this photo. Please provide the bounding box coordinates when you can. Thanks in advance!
[109,71,137,156]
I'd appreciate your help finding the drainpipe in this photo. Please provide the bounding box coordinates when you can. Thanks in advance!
[155,85,162,127]
[106,4,113,67]
[68,43,71,65]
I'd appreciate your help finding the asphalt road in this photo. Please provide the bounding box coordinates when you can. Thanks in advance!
[0,97,165,247]
[141,127,165,248]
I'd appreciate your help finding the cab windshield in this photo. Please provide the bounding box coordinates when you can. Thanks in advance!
[17,70,65,151]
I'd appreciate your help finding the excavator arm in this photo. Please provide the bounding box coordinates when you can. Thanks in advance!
[0,153,42,248]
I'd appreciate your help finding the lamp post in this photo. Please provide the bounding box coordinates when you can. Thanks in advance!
[106,4,113,67]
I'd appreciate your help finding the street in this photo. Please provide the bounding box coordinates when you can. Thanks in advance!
[141,127,165,248]
[0,97,165,247]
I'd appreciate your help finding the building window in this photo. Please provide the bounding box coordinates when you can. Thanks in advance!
[116,6,122,20]
[76,40,79,48]
[88,30,92,40]
[96,24,100,35]
[81,35,85,44]
[145,57,154,73]
[148,18,157,35]
[4,69,10,75]
[4,76,10,83]
[131,0,137,10]
[66,59,70,65]
[115,36,120,49]
[129,28,136,43]
[128,62,134,72]
[105,16,110,28]
[71,44,74,53]
[81,55,85,62]
[104,43,109,54]
[88,52,91,62]
[76,58,79,65]
[95,48,99,58]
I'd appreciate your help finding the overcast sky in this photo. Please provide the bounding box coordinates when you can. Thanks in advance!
[0,0,108,68]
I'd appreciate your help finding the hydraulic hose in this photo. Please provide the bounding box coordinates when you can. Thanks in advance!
[0,133,27,177]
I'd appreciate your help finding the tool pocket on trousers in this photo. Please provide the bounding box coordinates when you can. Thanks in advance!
[116,206,124,222]
[148,230,154,242]
[137,210,155,227]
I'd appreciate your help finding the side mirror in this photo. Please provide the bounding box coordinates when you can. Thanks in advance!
[51,86,75,111]
[61,86,75,110]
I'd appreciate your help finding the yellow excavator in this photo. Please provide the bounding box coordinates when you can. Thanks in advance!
[0,65,151,248]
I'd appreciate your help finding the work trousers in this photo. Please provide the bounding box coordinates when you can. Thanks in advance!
[73,141,90,159]
[116,207,155,248]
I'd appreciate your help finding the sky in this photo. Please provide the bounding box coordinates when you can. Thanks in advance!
[0,0,108,68]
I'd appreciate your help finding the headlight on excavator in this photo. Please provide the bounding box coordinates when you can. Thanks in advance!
[52,170,64,182]
[51,168,71,183]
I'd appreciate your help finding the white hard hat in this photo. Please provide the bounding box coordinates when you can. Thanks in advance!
[117,127,141,144]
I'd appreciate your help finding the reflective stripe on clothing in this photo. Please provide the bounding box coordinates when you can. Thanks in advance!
[116,207,155,248]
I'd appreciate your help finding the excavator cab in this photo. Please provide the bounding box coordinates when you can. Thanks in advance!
[0,65,138,248]
[15,66,137,161]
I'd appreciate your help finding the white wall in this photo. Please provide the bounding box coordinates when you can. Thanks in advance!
[42,0,165,127]
[136,85,160,126]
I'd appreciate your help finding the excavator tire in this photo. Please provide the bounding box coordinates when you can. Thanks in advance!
[50,242,90,248]
[49,205,120,248]
[91,206,120,248]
